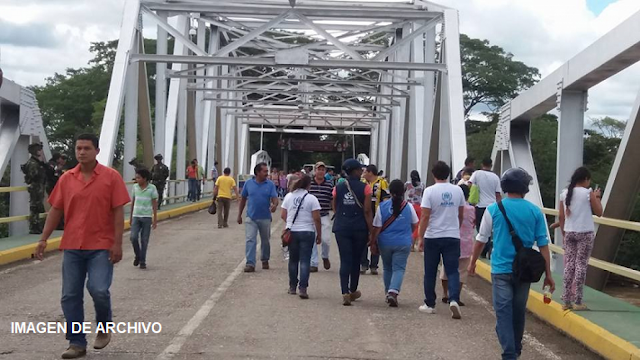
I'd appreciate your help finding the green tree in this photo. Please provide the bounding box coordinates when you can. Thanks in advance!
[460,34,540,116]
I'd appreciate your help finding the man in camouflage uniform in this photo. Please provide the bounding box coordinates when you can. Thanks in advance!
[151,154,169,209]
[21,143,47,234]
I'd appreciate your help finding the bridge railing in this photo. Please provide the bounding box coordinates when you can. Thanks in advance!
[0,179,216,227]
[542,207,640,282]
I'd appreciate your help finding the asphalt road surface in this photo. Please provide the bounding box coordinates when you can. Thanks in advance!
[0,204,602,359]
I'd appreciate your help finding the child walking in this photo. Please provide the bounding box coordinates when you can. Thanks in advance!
[130,168,158,269]
[559,167,603,310]
[440,184,475,306]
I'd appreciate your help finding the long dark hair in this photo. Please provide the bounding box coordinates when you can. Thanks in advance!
[566,167,591,215]
[389,179,405,217]
[410,170,421,187]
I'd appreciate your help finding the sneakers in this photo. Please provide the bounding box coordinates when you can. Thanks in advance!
[262,261,269,270]
[323,258,331,270]
[139,263,147,270]
[360,266,368,274]
[342,294,352,306]
[310,266,318,273]
[370,268,378,275]
[61,345,86,359]
[288,287,297,295]
[299,287,309,299]
[244,265,255,273]
[94,332,111,349]
[450,301,462,319]
[418,304,436,314]
[573,303,589,311]
[218,224,223,229]
[562,303,573,311]
[349,290,362,302]
[387,293,398,307]
[133,258,139,267]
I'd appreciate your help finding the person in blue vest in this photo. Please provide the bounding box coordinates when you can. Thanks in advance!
[332,159,373,306]
[370,179,419,307]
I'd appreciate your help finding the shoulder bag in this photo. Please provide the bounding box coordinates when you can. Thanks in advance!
[371,201,408,256]
[497,201,546,283]
[281,193,309,246]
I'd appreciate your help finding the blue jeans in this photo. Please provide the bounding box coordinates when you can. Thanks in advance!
[423,237,460,307]
[379,244,411,294]
[245,217,271,266]
[187,178,198,201]
[61,250,113,348]
[334,231,369,294]
[131,217,152,264]
[492,273,531,360]
[310,215,331,267]
[288,231,315,289]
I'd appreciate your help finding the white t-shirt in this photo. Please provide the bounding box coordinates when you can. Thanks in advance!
[281,189,321,232]
[469,170,502,208]
[560,187,595,233]
[421,183,465,239]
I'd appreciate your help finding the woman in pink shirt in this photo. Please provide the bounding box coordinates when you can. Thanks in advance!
[440,184,475,306]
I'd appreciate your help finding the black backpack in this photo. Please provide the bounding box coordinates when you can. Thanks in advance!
[497,201,546,283]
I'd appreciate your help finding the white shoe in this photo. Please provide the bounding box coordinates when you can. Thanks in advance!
[418,304,436,314]
[450,301,462,319]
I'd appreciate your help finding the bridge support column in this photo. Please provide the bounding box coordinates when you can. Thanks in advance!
[203,26,220,177]
[377,74,391,175]
[389,25,411,181]
[124,32,139,183]
[554,90,587,272]
[590,87,640,290]
[155,11,168,155]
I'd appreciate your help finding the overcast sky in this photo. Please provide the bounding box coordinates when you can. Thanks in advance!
[1,0,638,122]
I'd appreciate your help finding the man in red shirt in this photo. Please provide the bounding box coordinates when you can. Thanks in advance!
[34,134,130,359]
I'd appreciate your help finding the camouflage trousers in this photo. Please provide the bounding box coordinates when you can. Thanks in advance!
[154,182,166,209]
[28,187,45,234]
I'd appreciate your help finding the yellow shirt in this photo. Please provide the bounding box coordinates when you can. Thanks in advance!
[215,175,236,199]
[363,177,389,211]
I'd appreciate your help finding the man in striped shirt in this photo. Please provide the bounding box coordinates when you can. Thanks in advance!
[309,162,334,272]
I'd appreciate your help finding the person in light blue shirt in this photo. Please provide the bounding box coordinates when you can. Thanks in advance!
[468,168,555,360]
[237,162,279,272]
[371,179,419,307]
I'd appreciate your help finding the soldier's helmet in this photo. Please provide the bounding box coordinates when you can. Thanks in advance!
[28,143,43,156]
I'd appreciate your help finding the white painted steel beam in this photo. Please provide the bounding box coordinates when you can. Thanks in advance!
[124,32,139,183]
[389,25,410,180]
[508,9,640,121]
[163,16,190,175]
[442,9,467,173]
[97,0,141,165]
[132,54,448,72]
[155,11,168,155]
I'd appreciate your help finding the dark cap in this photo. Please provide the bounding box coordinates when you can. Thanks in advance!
[342,158,363,172]
[28,143,43,155]
[154,154,163,161]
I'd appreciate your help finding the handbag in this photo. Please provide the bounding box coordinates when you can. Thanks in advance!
[208,198,217,215]
[497,201,546,283]
[281,193,309,246]
[371,201,408,256]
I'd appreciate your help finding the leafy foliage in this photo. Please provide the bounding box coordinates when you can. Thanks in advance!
[460,34,540,116]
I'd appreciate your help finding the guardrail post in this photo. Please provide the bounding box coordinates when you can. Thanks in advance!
[9,135,30,236]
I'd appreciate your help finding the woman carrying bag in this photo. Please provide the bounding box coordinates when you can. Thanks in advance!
[371,180,419,307]
[281,175,322,299]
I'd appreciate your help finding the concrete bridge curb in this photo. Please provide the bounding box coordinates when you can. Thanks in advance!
[476,261,640,360]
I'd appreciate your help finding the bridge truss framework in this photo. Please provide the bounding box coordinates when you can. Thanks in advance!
[492,9,640,289]
[97,0,467,183]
